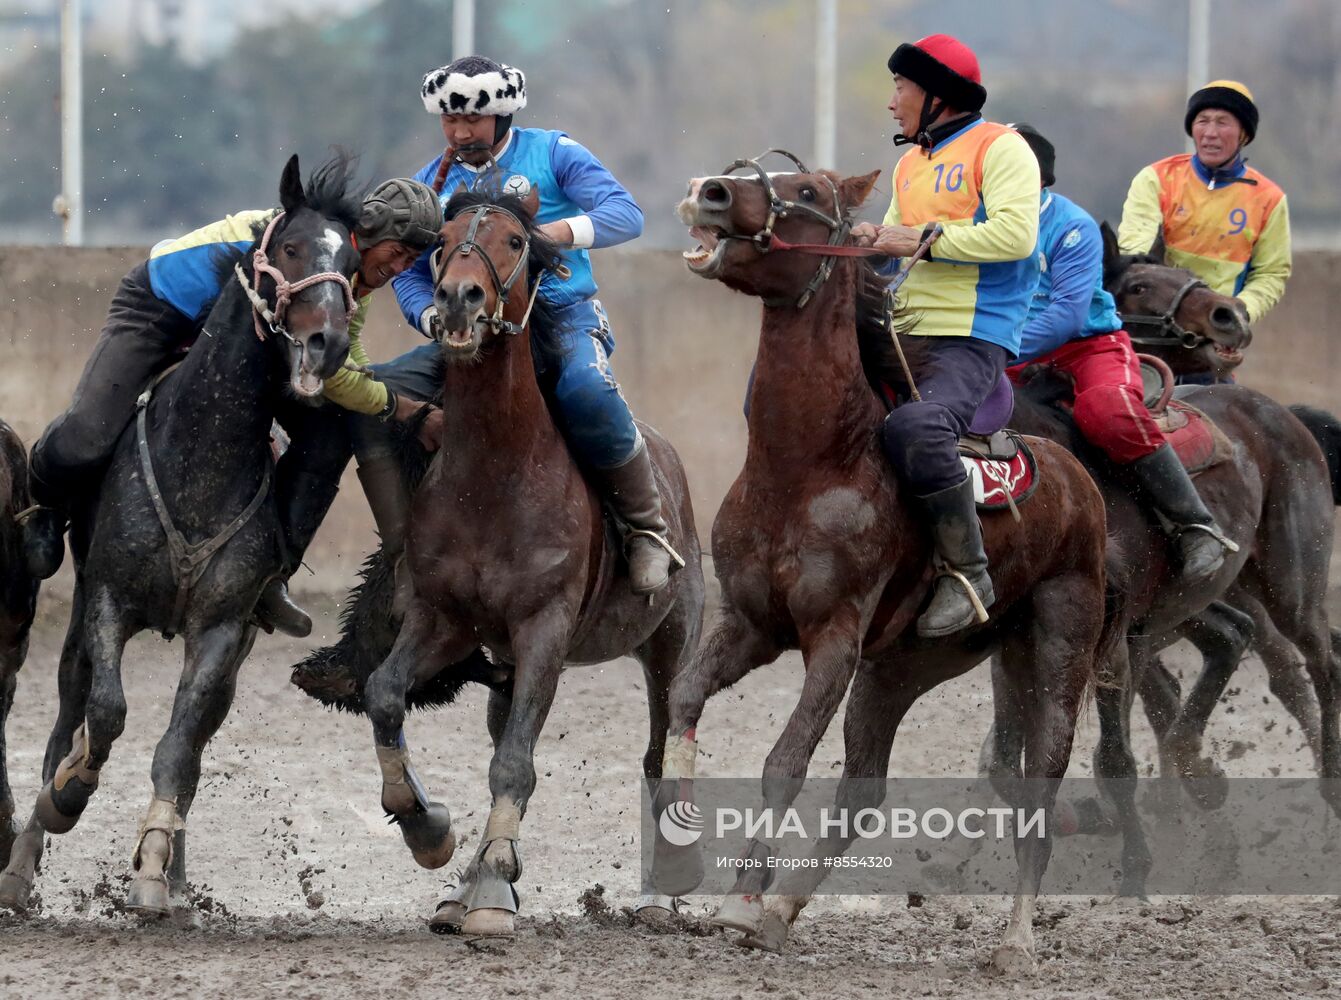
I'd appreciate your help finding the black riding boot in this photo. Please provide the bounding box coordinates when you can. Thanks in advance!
[916,478,995,638]
[255,471,341,638]
[1127,443,1234,582]
[594,441,685,596]
[356,455,414,616]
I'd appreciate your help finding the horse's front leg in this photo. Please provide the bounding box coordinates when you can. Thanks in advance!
[0,636,25,871]
[364,600,469,870]
[460,608,570,937]
[127,619,255,917]
[713,611,862,936]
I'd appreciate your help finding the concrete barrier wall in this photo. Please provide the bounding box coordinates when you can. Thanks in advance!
[2,246,1338,595]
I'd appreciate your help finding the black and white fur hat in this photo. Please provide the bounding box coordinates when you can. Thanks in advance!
[421,56,527,117]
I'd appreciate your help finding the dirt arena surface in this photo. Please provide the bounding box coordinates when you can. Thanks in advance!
[3,589,1340,999]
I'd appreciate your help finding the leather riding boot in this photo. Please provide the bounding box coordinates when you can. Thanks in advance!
[594,441,685,596]
[255,578,312,638]
[1127,443,1235,582]
[916,478,995,638]
[254,471,341,638]
[19,469,66,580]
[357,456,415,615]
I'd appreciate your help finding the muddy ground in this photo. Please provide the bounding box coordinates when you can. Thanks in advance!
[3,587,1340,999]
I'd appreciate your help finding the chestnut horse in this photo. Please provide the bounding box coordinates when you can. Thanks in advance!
[359,188,703,936]
[662,157,1116,974]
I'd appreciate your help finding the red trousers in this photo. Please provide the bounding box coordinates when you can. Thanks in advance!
[1007,330,1162,464]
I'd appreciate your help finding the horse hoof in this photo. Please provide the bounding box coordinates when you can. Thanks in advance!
[736,912,790,953]
[652,842,705,897]
[429,899,467,935]
[126,876,171,918]
[633,894,678,924]
[0,871,32,912]
[400,803,456,870]
[460,907,516,937]
[710,894,763,936]
[989,943,1037,978]
[34,778,89,835]
[1179,763,1229,811]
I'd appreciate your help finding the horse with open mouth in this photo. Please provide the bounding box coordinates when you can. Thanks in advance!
[0,154,357,917]
[661,152,1120,974]
[354,186,703,936]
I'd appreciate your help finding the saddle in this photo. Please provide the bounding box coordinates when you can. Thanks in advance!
[1139,357,1233,475]
[957,373,1039,515]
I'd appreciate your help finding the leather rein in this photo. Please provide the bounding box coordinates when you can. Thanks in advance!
[1117,274,1212,349]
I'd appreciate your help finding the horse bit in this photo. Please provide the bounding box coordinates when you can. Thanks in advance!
[1118,274,1213,349]
[234,210,356,344]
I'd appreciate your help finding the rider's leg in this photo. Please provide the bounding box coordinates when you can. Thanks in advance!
[549,301,681,595]
[24,264,192,578]
[349,343,444,615]
[1063,331,1231,581]
[880,337,1009,638]
[261,402,354,637]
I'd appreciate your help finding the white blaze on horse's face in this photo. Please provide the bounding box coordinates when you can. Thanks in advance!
[678,174,764,278]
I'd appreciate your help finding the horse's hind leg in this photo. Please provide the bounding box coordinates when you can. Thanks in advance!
[0,586,93,910]
[0,638,25,870]
[1231,586,1323,765]
[127,619,255,917]
[712,614,860,936]
[1092,640,1153,898]
[992,576,1094,977]
[652,606,780,896]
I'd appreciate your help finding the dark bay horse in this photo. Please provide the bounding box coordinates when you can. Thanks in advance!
[357,188,703,936]
[0,155,358,916]
[1006,228,1340,827]
[0,421,38,872]
[665,161,1115,973]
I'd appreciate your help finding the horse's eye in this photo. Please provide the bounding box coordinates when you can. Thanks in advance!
[509,234,524,252]
[283,244,298,259]
[1129,283,1147,296]
[799,186,817,202]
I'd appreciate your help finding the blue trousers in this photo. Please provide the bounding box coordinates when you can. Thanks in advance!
[880,337,1010,496]
[350,299,642,469]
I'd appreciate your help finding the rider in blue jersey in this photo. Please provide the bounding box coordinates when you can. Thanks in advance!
[357,55,679,597]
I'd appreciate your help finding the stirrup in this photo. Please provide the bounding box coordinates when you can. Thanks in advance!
[1178,523,1240,554]
[12,504,49,525]
[624,529,687,570]
[935,568,992,625]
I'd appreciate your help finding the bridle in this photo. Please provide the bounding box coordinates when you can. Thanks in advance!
[429,204,565,337]
[713,149,859,309]
[234,210,356,344]
[1115,271,1212,349]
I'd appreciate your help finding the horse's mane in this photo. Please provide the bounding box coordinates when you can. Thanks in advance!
[442,189,570,375]
[209,151,365,289]
[852,257,927,403]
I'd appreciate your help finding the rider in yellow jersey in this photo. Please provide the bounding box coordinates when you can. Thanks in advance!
[1119,81,1290,326]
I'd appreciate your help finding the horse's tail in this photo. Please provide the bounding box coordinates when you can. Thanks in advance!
[1289,404,1341,506]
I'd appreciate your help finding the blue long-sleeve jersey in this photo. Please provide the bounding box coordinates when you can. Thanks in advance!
[1015,190,1122,364]
[393,127,644,331]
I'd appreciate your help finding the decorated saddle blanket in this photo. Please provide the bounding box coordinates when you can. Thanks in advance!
[957,430,1039,512]
[1157,395,1233,476]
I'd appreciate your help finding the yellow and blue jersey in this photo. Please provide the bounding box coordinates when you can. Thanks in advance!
[146,210,275,321]
[1118,153,1291,323]
[883,119,1040,356]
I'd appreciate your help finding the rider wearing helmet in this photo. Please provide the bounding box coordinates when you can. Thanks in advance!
[21,177,441,637]
[852,34,1040,638]
[1009,123,1234,581]
[375,55,680,596]
[1118,80,1291,325]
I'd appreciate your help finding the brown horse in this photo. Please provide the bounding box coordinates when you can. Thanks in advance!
[359,188,704,936]
[0,421,38,872]
[662,159,1115,973]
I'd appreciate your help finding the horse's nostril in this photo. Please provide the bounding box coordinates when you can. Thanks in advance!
[702,180,732,208]
[1211,306,1237,329]
[306,332,326,359]
[464,284,486,308]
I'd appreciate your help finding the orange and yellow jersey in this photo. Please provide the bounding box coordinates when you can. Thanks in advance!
[883,118,1040,355]
[1118,154,1291,323]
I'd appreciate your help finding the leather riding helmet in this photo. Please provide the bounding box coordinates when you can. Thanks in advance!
[357,178,442,253]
